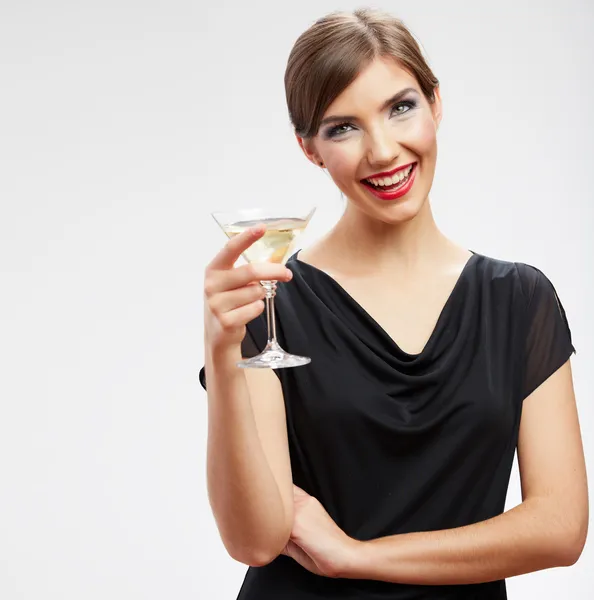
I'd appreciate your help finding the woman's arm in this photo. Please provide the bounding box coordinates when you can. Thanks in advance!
[340,360,588,583]
[205,343,294,567]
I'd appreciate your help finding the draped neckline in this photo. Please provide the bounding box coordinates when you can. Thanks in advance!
[289,248,478,359]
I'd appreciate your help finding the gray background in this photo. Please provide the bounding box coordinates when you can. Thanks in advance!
[0,0,592,597]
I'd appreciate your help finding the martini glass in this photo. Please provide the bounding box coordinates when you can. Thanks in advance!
[211,206,316,369]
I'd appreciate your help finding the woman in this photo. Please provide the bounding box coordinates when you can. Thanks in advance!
[200,8,588,599]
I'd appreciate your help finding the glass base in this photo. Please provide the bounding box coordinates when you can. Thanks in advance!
[236,339,311,369]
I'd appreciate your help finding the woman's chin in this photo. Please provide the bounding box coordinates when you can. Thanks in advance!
[357,187,425,222]
[383,202,422,223]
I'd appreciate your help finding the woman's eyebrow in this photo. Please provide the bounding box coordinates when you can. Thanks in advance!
[319,87,418,126]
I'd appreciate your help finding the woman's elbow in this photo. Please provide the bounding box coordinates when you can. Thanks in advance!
[228,525,292,568]
[557,518,588,566]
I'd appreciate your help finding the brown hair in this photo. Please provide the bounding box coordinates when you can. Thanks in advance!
[284,8,440,139]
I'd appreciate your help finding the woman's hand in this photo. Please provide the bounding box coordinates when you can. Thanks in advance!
[203,224,293,351]
[281,485,360,579]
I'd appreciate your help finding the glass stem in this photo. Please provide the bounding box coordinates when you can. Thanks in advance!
[261,280,278,345]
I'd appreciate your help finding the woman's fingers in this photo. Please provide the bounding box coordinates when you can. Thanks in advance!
[208,224,265,271]
[205,262,293,298]
[209,282,267,315]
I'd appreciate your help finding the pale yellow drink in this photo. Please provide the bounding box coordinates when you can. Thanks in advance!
[222,217,309,265]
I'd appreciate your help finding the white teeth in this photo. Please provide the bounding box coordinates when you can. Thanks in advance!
[366,164,413,187]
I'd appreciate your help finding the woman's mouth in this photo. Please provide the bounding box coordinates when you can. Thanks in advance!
[360,163,417,201]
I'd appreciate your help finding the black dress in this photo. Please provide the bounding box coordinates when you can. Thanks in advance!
[199,249,575,599]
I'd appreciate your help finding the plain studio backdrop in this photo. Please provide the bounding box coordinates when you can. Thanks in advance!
[0,0,592,598]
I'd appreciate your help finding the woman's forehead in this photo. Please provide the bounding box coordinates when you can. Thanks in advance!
[324,57,420,116]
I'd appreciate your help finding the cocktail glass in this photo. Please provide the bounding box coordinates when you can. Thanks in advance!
[211,206,316,369]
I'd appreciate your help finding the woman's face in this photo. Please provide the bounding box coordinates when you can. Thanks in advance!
[299,56,442,224]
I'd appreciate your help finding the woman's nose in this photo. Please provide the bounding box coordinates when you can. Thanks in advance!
[365,129,400,166]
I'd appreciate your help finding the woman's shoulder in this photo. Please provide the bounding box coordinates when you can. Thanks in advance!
[472,251,565,309]
[465,250,519,291]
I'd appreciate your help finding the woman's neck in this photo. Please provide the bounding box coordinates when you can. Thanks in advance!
[315,198,461,280]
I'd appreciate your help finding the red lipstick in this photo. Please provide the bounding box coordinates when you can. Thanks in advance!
[361,162,417,201]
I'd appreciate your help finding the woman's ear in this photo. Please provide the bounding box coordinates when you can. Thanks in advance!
[432,86,443,131]
[295,133,323,167]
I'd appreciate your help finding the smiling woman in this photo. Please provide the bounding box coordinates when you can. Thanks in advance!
[288,27,443,226]
[200,7,588,600]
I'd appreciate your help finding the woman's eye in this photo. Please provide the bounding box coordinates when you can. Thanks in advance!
[391,100,416,115]
[326,123,351,138]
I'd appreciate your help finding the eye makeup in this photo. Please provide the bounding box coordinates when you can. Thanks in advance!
[322,98,418,140]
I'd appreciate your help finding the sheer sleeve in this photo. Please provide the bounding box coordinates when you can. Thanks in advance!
[199,320,264,391]
[515,263,576,401]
